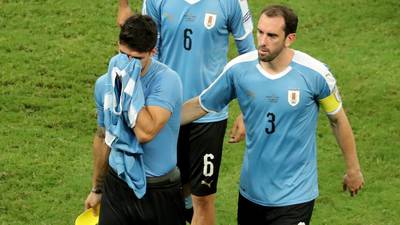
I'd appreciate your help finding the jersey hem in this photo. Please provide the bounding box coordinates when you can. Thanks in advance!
[239,189,319,207]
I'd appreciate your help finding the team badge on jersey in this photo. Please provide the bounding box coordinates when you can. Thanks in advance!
[204,13,217,29]
[288,89,300,106]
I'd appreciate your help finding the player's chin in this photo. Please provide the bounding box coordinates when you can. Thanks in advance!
[258,51,270,60]
[258,55,273,62]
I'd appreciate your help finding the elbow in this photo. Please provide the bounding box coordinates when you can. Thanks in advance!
[135,130,157,143]
[117,19,125,28]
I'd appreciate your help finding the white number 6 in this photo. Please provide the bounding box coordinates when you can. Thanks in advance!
[203,154,214,177]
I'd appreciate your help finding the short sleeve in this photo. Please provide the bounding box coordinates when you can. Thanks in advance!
[199,68,236,112]
[317,70,342,115]
[145,70,182,113]
[142,0,162,59]
[227,0,255,54]
[94,74,107,127]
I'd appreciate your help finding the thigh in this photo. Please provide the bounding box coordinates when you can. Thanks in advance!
[177,124,191,185]
[187,120,227,196]
[238,193,315,225]
[237,193,266,225]
[98,170,135,225]
[141,185,186,225]
[269,200,315,225]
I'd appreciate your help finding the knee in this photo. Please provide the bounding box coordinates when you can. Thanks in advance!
[192,194,215,209]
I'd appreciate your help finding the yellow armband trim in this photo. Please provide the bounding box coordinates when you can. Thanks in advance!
[320,93,341,113]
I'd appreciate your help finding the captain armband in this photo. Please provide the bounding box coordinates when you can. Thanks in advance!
[319,90,342,114]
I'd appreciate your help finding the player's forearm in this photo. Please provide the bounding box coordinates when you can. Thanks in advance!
[119,0,129,7]
[329,109,361,173]
[117,0,133,27]
[235,36,256,55]
[133,106,171,143]
[91,128,110,190]
[133,107,158,143]
[181,97,207,125]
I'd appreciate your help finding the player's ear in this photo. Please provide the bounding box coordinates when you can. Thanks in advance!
[150,47,157,56]
[285,33,296,47]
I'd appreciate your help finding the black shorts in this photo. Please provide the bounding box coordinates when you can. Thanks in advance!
[99,168,185,225]
[237,193,315,225]
[177,120,227,196]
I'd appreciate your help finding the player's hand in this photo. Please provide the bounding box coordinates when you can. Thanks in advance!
[84,192,102,216]
[342,170,364,197]
[228,114,246,143]
[117,4,133,27]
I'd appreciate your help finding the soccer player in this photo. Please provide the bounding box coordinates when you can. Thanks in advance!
[181,5,364,225]
[118,1,256,224]
[84,15,185,225]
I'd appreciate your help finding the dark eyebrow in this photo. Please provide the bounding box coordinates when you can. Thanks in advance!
[267,32,279,37]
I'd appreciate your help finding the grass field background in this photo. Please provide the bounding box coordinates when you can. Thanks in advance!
[0,0,399,224]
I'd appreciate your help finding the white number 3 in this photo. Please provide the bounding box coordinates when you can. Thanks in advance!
[203,154,214,177]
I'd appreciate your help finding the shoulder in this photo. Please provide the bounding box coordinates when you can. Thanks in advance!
[154,60,180,79]
[292,50,337,90]
[292,50,330,76]
[223,50,258,73]
[150,60,182,87]
[220,0,246,7]
[94,74,109,91]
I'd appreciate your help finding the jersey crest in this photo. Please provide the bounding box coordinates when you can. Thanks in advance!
[204,13,217,29]
[288,89,300,106]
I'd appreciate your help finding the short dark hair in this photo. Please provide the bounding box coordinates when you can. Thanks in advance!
[261,5,298,36]
[119,14,157,53]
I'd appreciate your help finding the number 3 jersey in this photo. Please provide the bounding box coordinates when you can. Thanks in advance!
[143,0,255,123]
[200,50,342,206]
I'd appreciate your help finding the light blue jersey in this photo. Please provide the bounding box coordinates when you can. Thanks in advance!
[95,59,183,178]
[200,50,342,206]
[140,60,183,177]
[143,0,255,123]
[95,54,147,198]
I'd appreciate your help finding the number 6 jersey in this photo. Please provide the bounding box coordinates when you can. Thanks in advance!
[143,0,255,123]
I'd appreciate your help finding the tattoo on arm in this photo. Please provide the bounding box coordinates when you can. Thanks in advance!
[95,176,105,189]
[96,127,105,139]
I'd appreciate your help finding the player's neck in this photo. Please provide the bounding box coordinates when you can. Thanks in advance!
[260,48,294,75]
[140,58,152,77]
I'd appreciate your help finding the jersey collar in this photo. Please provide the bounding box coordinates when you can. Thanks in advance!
[256,64,292,80]
[184,0,201,5]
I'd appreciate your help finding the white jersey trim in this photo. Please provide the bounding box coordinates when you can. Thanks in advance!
[256,64,292,80]
[235,0,253,40]
[141,0,147,14]
[199,50,257,112]
[199,97,216,113]
[184,0,201,5]
[292,50,336,92]
[105,130,116,147]
[326,102,343,115]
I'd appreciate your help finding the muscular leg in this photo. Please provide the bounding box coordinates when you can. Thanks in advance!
[191,194,216,225]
